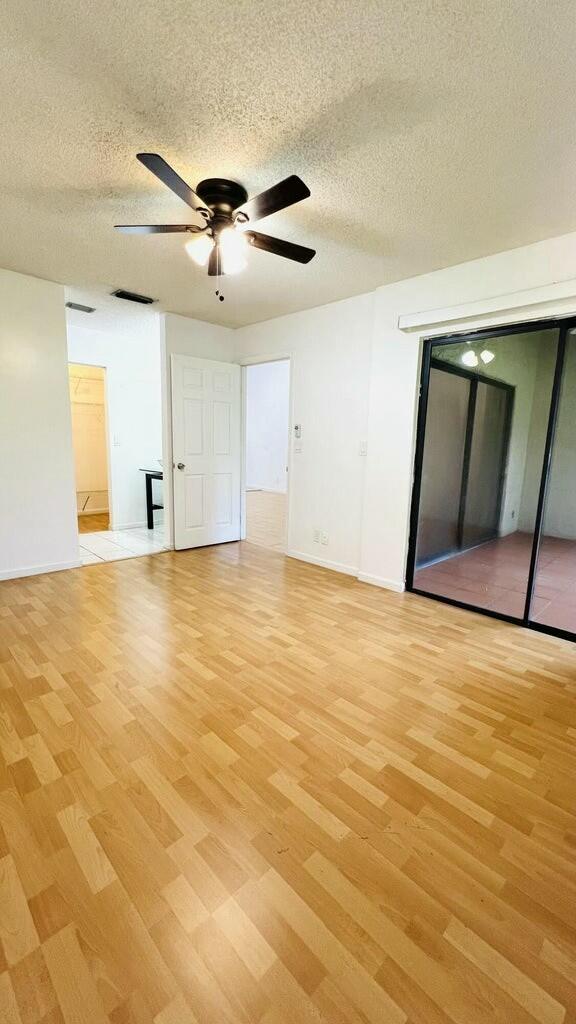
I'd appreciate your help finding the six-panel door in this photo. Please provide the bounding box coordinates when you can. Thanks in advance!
[171,355,241,550]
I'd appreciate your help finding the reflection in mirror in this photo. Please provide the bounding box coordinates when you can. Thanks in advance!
[531,329,576,632]
[413,328,559,618]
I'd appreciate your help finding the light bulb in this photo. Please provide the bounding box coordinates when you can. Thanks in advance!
[219,227,248,275]
[185,234,214,266]
[461,350,478,367]
[480,349,495,364]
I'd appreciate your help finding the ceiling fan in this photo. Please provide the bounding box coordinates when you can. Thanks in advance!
[115,153,316,277]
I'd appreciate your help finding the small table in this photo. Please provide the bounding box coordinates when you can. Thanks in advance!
[139,469,163,529]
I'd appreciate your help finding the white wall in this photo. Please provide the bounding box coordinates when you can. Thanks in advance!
[67,317,163,530]
[360,231,576,591]
[245,360,290,492]
[235,293,375,576]
[161,313,235,547]
[234,231,576,592]
[0,269,79,579]
[6,231,576,586]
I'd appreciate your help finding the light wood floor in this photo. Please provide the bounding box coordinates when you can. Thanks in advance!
[246,490,286,552]
[78,513,109,534]
[0,543,575,1024]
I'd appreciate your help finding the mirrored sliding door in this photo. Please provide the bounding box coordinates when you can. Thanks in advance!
[410,324,561,621]
[530,328,576,635]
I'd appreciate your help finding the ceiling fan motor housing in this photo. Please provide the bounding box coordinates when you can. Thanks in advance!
[196,178,248,217]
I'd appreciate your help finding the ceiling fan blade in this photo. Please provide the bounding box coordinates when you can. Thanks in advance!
[246,231,316,264]
[136,153,209,215]
[207,245,221,276]
[114,224,199,233]
[236,176,310,223]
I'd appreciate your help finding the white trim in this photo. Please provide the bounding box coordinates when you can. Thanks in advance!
[238,352,291,366]
[0,559,82,581]
[398,278,576,333]
[287,549,358,577]
[357,572,405,593]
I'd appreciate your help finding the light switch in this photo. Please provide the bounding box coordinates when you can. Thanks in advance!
[359,440,367,456]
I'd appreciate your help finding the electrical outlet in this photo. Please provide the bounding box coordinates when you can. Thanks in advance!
[313,529,320,543]
[320,532,328,545]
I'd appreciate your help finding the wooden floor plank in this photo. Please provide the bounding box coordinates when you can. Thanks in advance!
[0,542,575,1023]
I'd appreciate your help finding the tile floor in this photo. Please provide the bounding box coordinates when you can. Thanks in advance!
[414,530,576,631]
[79,524,168,565]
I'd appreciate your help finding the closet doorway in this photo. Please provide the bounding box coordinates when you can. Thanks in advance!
[408,318,576,642]
[69,363,110,533]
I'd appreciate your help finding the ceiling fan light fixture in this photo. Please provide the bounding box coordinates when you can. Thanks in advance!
[461,350,479,367]
[185,233,214,266]
[219,227,248,275]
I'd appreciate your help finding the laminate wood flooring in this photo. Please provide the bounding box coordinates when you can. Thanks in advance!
[0,542,575,1023]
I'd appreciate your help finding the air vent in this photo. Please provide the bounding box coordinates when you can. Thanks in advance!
[111,289,156,305]
[65,301,95,314]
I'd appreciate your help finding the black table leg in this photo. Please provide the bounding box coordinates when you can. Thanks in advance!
[145,473,154,529]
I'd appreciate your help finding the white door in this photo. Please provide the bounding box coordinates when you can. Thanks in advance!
[171,354,241,550]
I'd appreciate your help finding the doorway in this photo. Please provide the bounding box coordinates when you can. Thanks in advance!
[407,318,576,641]
[244,360,290,552]
[69,364,110,533]
[69,360,167,565]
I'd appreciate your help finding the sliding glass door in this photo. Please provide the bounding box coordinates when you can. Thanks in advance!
[415,366,469,565]
[462,379,512,550]
[408,320,574,638]
[530,328,576,636]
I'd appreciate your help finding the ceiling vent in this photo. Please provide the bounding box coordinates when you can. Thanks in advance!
[111,289,156,305]
[65,301,95,313]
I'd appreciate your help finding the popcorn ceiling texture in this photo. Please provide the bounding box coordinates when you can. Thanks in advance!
[1,0,576,327]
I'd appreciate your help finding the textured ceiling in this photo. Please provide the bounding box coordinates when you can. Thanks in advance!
[2,0,576,328]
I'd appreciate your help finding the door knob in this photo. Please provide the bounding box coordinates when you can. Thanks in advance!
[177,462,185,470]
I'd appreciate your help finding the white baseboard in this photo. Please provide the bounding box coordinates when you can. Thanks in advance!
[110,520,147,531]
[357,572,405,593]
[286,549,358,577]
[0,559,83,581]
[285,551,406,592]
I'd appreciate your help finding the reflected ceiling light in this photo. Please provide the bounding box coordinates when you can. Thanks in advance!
[480,349,495,364]
[218,227,248,274]
[185,234,214,266]
[461,350,479,367]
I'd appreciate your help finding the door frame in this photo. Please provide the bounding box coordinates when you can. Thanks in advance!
[406,315,575,643]
[239,355,292,551]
